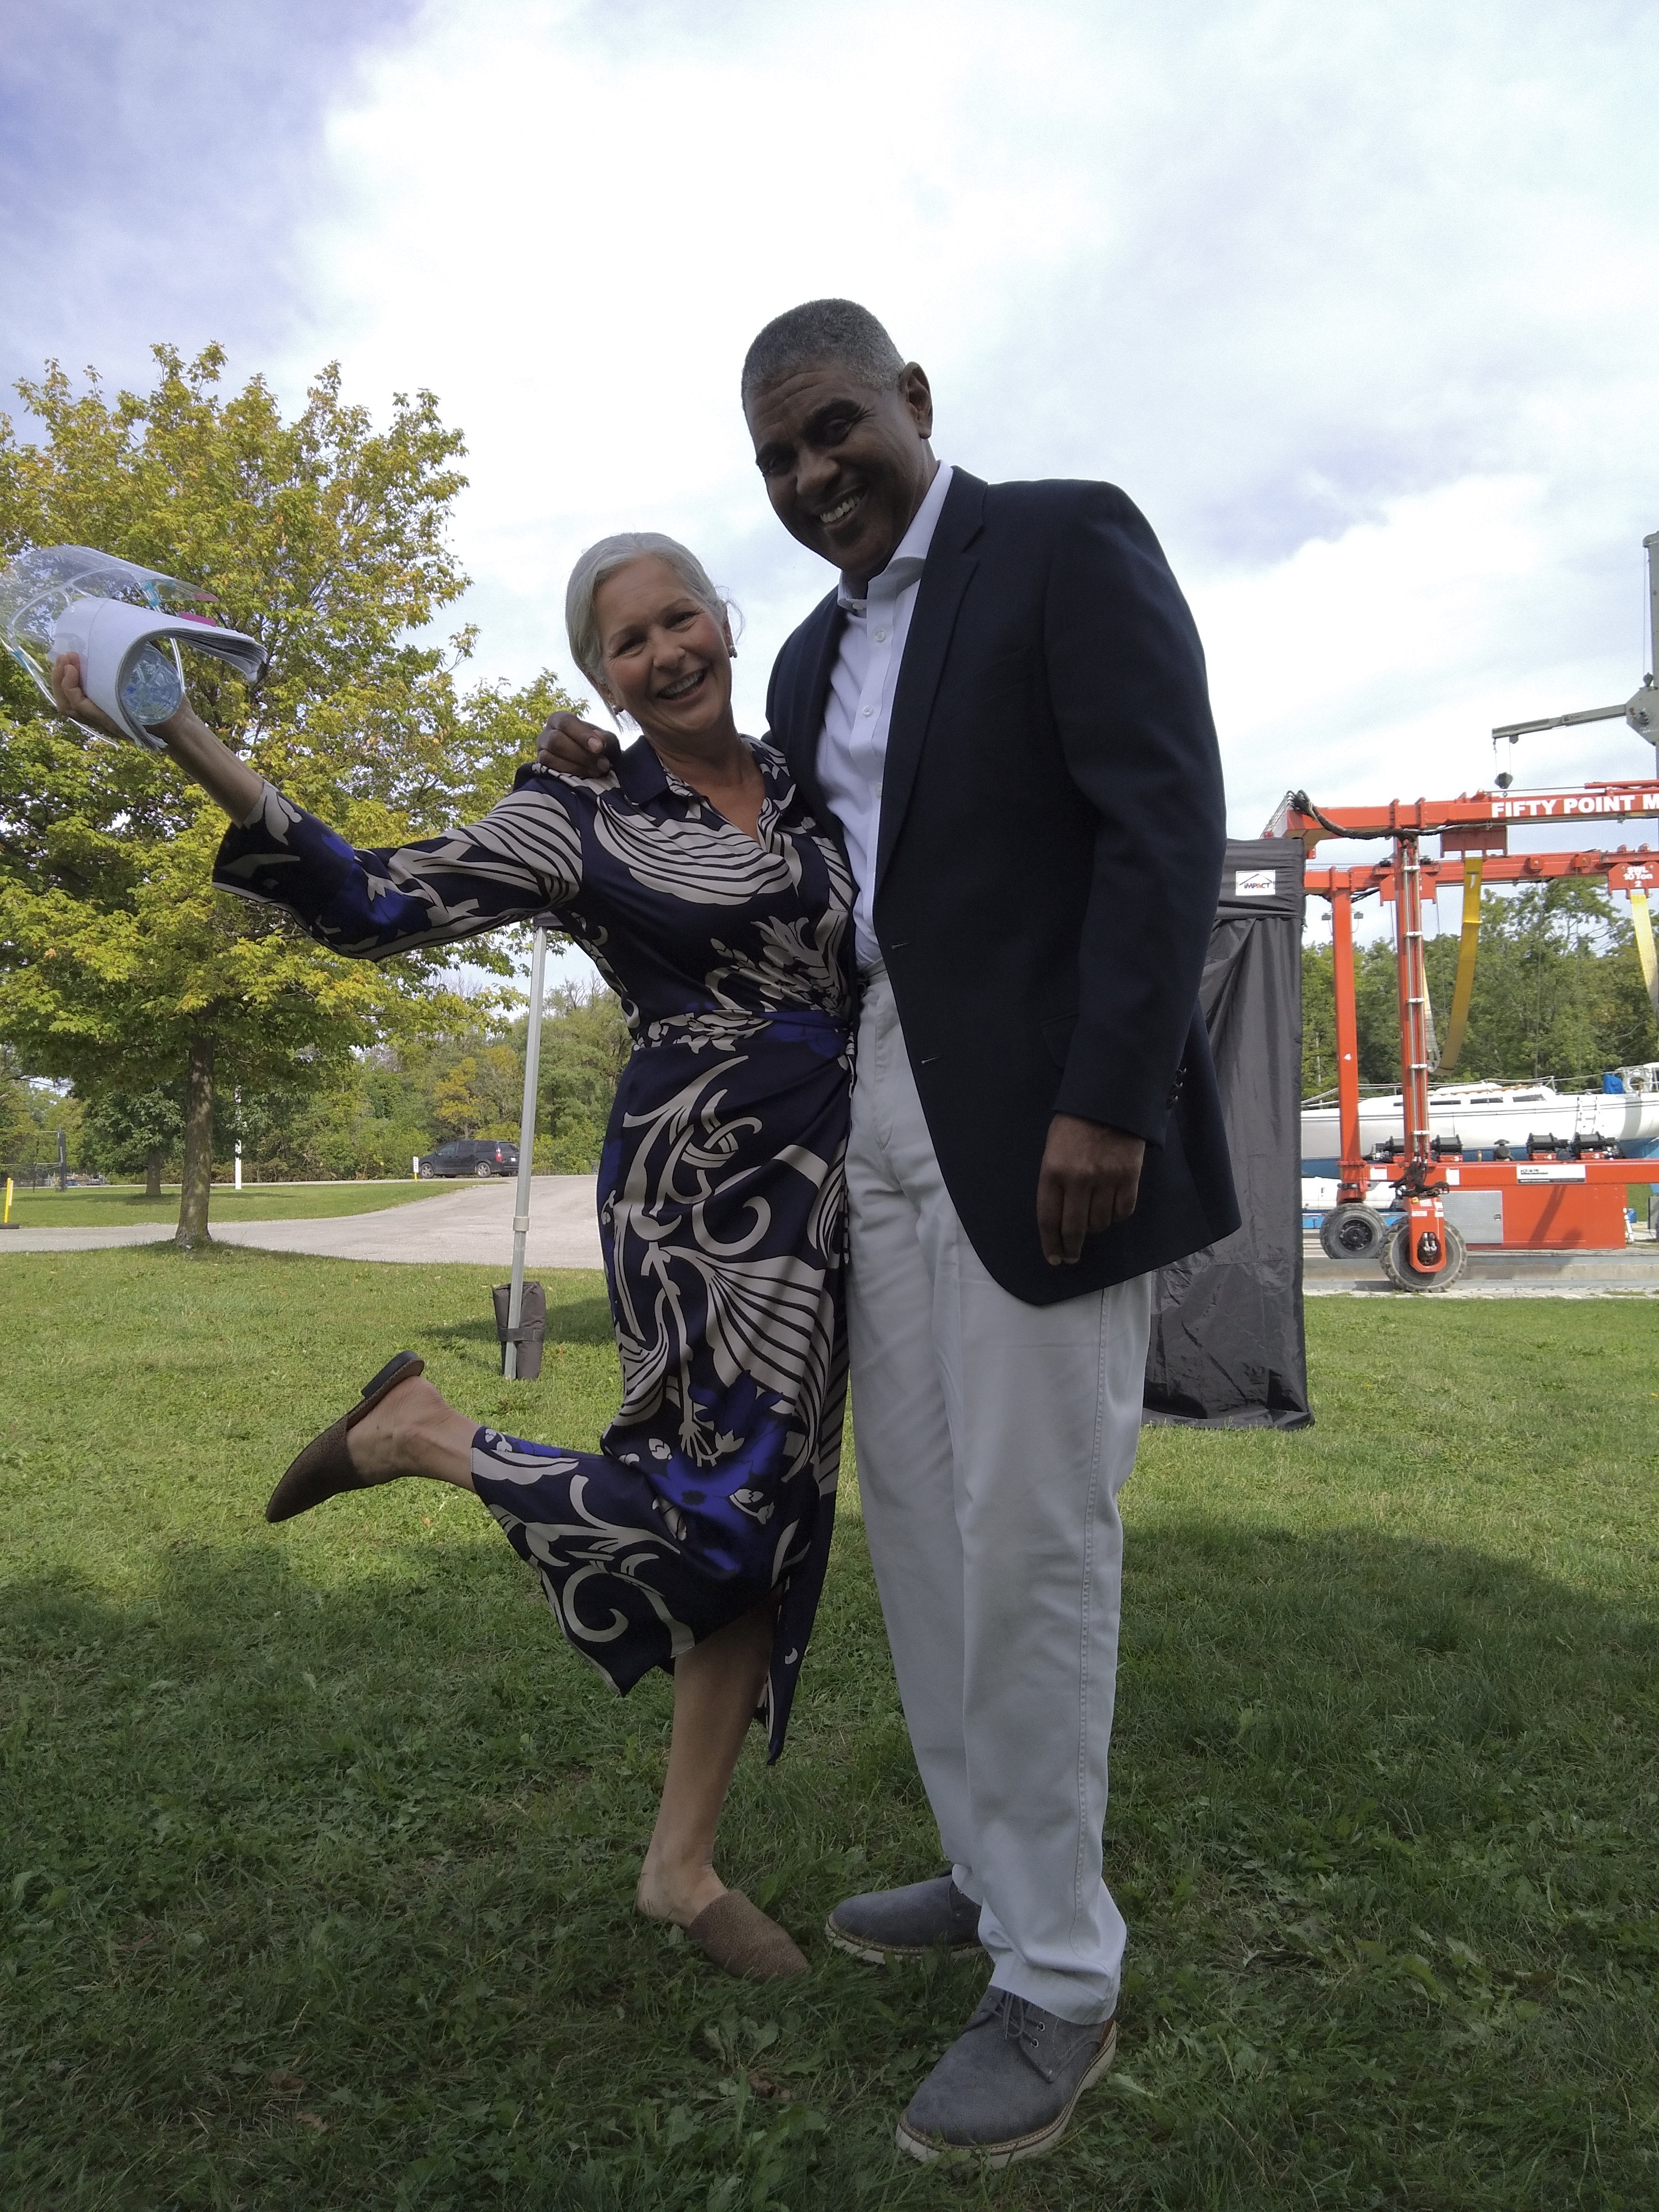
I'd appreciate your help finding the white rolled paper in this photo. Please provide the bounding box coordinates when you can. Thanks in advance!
[51,595,267,752]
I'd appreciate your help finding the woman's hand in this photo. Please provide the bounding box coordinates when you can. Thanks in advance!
[53,651,263,820]
[51,652,128,741]
[538,709,621,779]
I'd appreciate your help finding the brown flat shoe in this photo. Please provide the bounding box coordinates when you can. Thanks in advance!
[685,1891,808,1981]
[265,1352,425,1524]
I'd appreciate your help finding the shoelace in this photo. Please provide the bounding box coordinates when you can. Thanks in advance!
[987,1993,1067,2082]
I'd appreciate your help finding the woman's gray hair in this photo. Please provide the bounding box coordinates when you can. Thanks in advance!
[565,532,734,700]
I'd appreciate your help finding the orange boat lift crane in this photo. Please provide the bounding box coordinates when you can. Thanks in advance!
[1270,526,1659,1291]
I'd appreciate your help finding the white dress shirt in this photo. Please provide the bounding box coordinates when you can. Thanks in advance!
[816,462,954,970]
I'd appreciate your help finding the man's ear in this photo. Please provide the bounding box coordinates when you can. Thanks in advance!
[899,363,934,441]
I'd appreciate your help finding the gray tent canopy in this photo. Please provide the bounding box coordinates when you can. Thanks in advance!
[1143,837,1311,1430]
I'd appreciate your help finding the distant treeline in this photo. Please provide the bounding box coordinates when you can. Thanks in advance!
[2,981,629,1189]
[1302,879,1656,1096]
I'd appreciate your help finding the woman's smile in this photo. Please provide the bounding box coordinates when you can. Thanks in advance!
[658,664,709,702]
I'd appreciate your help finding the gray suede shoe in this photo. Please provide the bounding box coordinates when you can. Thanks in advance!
[824,1874,984,1963]
[896,1988,1117,2167]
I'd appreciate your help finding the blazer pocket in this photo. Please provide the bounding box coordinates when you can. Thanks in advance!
[1041,1012,1077,1068]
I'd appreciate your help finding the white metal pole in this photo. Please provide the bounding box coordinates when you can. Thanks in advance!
[233,1085,242,1191]
[504,921,549,1380]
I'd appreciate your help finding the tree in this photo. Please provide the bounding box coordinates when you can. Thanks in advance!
[1303,879,1657,1096]
[0,1054,30,1174]
[80,1086,183,1197]
[0,345,581,1245]
[430,1043,524,1141]
[535,983,631,1170]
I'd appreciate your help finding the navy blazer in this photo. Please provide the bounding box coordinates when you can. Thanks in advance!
[766,468,1239,1303]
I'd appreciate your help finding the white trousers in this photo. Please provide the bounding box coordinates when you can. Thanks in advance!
[847,967,1152,2024]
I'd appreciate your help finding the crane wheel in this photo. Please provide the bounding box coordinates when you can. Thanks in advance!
[1319,1202,1387,1260]
[1381,1220,1468,1293]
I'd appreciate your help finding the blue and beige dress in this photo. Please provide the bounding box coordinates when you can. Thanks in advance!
[214,740,854,1758]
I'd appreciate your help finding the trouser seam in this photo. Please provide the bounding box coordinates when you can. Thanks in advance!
[1072,1287,1109,1955]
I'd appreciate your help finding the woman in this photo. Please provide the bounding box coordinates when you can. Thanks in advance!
[51,533,855,1981]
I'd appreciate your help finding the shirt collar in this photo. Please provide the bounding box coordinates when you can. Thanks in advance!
[837,461,954,610]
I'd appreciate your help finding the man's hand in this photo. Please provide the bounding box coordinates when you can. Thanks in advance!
[538,710,621,778]
[1036,1114,1145,1266]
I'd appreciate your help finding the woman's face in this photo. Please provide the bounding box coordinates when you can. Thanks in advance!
[593,556,734,747]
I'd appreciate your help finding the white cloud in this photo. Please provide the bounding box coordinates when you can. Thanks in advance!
[275,0,1658,842]
[11,0,1657,868]
[1197,475,1657,831]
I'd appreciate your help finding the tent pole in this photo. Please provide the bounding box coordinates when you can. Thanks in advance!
[504,921,549,1381]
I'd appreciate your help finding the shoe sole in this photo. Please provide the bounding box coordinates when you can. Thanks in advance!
[894,2019,1117,2169]
[822,1916,984,1966]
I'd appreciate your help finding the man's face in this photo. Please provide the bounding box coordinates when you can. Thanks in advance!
[745,362,937,590]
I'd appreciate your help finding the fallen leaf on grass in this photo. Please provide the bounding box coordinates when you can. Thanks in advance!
[296,2111,326,2131]
[268,2071,306,2094]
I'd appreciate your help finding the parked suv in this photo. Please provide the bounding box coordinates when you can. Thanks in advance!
[416,1139,519,1179]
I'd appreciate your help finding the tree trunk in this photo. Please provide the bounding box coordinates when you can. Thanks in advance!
[175,1034,215,1250]
[145,1149,163,1201]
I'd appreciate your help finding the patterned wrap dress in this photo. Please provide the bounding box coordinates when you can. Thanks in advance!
[213,739,855,1758]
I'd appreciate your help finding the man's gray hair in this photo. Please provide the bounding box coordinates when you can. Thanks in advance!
[564,532,731,697]
[741,299,906,405]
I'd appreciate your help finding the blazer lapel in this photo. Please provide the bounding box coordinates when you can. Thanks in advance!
[874,470,986,894]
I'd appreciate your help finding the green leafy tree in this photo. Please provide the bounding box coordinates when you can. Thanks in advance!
[534,983,632,1171]
[0,1054,31,1174]
[80,1086,184,1197]
[429,1042,524,1141]
[0,345,580,1245]
[1304,880,1657,1096]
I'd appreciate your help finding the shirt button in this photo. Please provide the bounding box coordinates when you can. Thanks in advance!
[861,703,874,717]
[874,628,889,642]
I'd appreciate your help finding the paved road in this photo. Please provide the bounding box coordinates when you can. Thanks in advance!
[1304,1239,1659,1296]
[10,1199,1654,1296]
[0,1176,605,1270]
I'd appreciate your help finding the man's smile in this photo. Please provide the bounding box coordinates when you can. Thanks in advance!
[817,489,864,530]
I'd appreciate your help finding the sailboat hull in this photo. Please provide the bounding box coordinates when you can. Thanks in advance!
[1302,1082,1659,1174]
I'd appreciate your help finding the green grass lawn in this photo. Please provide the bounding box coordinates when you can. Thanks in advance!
[3,1182,456,1229]
[2,1249,1655,2210]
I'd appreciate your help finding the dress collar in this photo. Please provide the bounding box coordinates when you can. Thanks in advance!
[521,734,791,814]
[619,734,791,808]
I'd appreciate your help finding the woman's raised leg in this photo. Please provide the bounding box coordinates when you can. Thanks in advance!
[636,1597,776,1928]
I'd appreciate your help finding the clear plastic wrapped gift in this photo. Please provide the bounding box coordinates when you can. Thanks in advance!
[0,544,266,752]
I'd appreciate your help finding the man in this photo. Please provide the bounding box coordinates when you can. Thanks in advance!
[543,299,1236,2165]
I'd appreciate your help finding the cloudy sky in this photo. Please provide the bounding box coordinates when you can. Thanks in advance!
[5,0,1657,945]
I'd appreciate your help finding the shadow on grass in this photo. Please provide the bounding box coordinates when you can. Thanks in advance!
[3,1514,1656,2210]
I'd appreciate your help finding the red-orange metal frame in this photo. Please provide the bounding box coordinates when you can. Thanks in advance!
[1280,781,1659,1270]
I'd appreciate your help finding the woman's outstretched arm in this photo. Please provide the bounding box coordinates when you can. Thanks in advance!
[52,651,585,961]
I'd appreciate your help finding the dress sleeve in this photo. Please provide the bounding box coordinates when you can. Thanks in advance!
[212,776,586,960]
